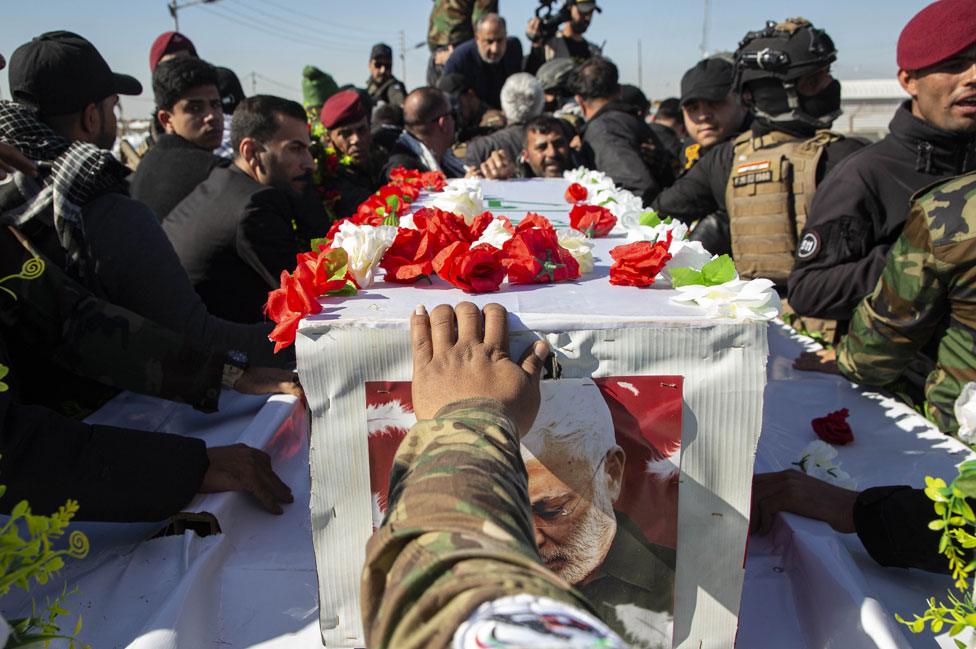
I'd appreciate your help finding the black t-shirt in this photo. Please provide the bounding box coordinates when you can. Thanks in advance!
[565,37,591,63]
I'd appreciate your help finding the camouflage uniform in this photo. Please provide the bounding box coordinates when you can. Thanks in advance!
[427,0,499,50]
[361,398,622,649]
[0,227,225,415]
[838,171,976,434]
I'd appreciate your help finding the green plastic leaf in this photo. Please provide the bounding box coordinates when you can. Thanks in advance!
[953,473,976,500]
[329,282,358,297]
[638,210,661,228]
[669,268,705,288]
[930,520,947,531]
[309,237,329,252]
[700,255,737,286]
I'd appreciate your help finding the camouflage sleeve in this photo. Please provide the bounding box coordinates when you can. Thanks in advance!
[837,204,947,391]
[427,0,499,49]
[0,231,224,412]
[360,397,594,649]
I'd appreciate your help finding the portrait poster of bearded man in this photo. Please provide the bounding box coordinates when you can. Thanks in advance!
[363,376,682,649]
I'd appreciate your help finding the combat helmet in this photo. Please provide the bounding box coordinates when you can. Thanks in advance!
[733,18,840,128]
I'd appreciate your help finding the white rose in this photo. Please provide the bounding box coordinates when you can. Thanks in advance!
[625,220,689,244]
[431,179,485,224]
[331,222,397,288]
[659,240,714,288]
[556,228,595,275]
[398,213,418,230]
[794,441,857,489]
[474,217,514,249]
[670,277,781,321]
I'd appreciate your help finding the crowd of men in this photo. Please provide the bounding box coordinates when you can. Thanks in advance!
[1,0,976,646]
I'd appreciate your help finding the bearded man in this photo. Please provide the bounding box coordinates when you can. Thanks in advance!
[442,13,523,109]
[163,95,312,323]
[521,380,675,649]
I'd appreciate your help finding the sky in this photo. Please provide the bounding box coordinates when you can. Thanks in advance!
[0,0,927,118]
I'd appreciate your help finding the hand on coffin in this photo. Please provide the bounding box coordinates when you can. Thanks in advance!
[0,142,37,181]
[410,302,550,437]
[751,469,857,535]
[793,349,839,374]
[234,366,305,400]
[478,149,516,180]
[200,444,294,514]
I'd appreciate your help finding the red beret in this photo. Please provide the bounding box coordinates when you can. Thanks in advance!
[320,89,367,129]
[897,0,976,71]
[149,31,198,72]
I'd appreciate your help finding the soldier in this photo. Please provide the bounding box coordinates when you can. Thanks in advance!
[788,0,976,326]
[652,18,864,277]
[426,0,498,87]
[362,302,626,649]
[366,43,407,110]
[525,0,603,75]
[678,55,751,172]
[318,90,384,219]
[828,171,976,435]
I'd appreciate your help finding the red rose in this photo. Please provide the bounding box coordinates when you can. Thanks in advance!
[811,408,854,445]
[433,241,505,293]
[420,170,447,191]
[515,212,556,235]
[381,227,434,283]
[565,182,588,204]
[502,227,580,284]
[609,234,673,287]
[417,207,476,253]
[295,247,351,296]
[570,204,617,237]
[265,269,323,352]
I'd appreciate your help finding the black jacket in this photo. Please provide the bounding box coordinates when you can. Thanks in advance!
[787,102,976,321]
[854,485,958,574]
[581,101,676,205]
[163,166,301,324]
[323,162,383,220]
[651,120,865,255]
[129,133,226,221]
[442,37,524,109]
[0,334,208,522]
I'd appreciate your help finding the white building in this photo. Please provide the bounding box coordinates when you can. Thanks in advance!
[837,79,908,140]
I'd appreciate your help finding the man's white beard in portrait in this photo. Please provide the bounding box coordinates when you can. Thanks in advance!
[538,480,617,584]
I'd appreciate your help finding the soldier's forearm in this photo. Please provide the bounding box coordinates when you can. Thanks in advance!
[360,398,591,649]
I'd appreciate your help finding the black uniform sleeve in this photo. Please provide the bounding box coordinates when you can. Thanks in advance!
[0,401,208,522]
[652,140,731,224]
[788,145,882,321]
[583,116,661,204]
[853,485,954,574]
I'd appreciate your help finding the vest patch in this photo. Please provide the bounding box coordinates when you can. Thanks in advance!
[732,160,772,187]
[797,231,821,260]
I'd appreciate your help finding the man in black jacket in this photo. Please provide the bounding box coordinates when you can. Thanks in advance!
[164,95,312,324]
[384,87,468,179]
[652,19,864,278]
[130,57,226,221]
[318,89,383,219]
[788,1,976,324]
[571,57,676,205]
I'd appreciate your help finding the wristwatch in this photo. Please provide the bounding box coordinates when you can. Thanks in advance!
[221,350,250,389]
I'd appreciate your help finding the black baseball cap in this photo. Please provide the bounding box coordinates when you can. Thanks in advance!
[680,57,734,106]
[370,43,393,62]
[571,0,602,13]
[9,31,142,116]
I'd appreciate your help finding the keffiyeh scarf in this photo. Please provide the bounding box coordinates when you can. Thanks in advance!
[396,130,467,178]
[0,100,129,275]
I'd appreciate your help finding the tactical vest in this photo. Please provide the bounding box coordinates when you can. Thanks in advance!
[725,128,842,286]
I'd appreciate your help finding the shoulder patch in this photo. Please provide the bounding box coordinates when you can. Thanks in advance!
[796,231,821,260]
[453,594,626,649]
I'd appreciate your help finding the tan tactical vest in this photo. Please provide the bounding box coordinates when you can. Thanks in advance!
[725,129,842,286]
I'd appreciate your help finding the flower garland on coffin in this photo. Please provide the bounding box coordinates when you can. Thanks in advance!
[265,170,586,352]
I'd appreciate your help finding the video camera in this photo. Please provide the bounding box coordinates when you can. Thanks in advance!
[534,0,571,41]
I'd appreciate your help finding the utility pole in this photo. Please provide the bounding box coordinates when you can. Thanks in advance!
[168,0,219,32]
[637,39,643,92]
[699,0,710,59]
[399,30,407,88]
[250,71,258,95]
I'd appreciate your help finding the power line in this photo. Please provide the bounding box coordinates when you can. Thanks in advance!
[258,0,395,38]
[252,72,301,94]
[199,5,362,52]
[225,0,370,46]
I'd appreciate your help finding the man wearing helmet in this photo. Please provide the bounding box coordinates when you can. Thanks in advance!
[651,18,864,282]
